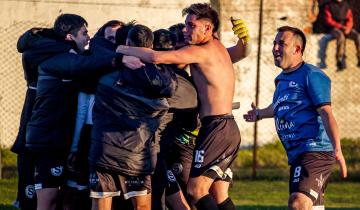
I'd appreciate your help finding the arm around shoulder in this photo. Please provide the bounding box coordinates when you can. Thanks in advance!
[117,44,204,65]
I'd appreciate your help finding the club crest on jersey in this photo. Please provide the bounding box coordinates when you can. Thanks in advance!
[289,81,298,88]
[316,174,325,188]
[194,164,202,168]
[25,185,36,199]
[50,166,63,177]
[167,170,177,182]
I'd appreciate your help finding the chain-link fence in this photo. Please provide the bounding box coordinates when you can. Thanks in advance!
[226,0,360,148]
[0,21,51,148]
[0,0,360,149]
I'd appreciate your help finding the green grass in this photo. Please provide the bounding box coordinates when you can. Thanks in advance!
[0,177,359,209]
[233,138,360,181]
[230,180,360,209]
[1,140,360,210]
[0,149,17,210]
[0,178,17,210]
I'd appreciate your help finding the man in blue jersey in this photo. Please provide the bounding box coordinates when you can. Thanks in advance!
[243,26,347,210]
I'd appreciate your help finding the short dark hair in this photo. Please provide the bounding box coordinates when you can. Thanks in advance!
[182,3,219,33]
[127,24,153,48]
[153,29,177,51]
[277,26,307,54]
[168,23,185,44]
[115,20,136,45]
[53,14,88,39]
[94,20,125,38]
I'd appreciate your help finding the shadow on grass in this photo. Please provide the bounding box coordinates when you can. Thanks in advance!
[0,204,17,210]
[237,206,360,210]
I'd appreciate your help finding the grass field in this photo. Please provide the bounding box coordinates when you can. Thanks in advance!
[1,142,360,210]
[0,178,359,210]
[230,180,360,209]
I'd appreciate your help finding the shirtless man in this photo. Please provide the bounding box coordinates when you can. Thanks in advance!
[117,3,240,210]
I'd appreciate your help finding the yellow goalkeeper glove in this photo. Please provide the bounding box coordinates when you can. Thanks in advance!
[231,17,250,44]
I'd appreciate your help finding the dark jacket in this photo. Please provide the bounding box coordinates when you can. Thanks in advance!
[325,1,353,30]
[89,63,177,176]
[154,69,199,165]
[12,28,74,153]
[25,42,119,153]
[312,0,333,34]
[17,28,75,87]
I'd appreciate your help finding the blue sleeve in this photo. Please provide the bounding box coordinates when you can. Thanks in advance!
[306,71,331,107]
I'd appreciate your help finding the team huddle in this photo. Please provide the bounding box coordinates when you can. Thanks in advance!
[12,2,347,210]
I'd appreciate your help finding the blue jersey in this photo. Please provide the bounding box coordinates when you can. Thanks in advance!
[272,63,334,164]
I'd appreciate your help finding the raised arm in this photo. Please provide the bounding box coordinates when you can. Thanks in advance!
[227,18,251,63]
[117,44,206,65]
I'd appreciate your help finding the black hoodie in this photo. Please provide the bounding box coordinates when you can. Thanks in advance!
[25,29,119,153]
[11,28,74,153]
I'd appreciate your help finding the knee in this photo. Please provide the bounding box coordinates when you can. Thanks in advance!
[186,182,208,203]
[288,197,301,210]
[134,202,150,210]
[337,33,346,43]
[288,193,312,210]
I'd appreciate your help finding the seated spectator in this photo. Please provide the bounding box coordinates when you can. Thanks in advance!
[324,0,360,70]
[308,0,334,68]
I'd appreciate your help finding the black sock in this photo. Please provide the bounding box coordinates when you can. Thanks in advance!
[217,197,236,210]
[195,194,219,210]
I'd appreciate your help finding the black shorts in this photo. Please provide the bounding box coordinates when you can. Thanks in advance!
[189,115,241,181]
[289,151,335,205]
[89,168,151,200]
[166,133,195,194]
[33,153,66,190]
[17,151,37,209]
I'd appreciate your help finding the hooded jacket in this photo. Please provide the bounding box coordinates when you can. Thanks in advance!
[12,28,74,153]
[89,63,177,176]
[25,33,120,154]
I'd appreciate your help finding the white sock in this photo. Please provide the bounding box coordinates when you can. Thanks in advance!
[312,205,325,210]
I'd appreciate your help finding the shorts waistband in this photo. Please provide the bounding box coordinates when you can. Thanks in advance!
[201,114,234,123]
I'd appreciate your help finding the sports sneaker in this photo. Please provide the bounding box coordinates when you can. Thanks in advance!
[318,61,327,69]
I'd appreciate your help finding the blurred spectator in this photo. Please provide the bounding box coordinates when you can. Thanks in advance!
[310,0,333,34]
[347,0,360,32]
[307,0,334,69]
[324,0,360,70]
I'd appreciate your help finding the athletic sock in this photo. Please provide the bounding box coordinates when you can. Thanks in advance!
[312,205,325,210]
[195,194,219,210]
[217,197,236,210]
